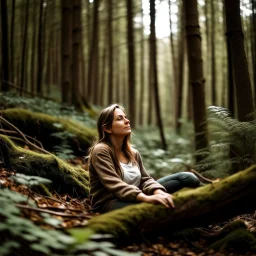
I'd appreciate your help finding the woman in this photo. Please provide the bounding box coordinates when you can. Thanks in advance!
[88,104,200,213]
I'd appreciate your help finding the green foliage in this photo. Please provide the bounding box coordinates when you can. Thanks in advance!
[0,92,97,128]
[0,186,141,256]
[51,130,76,160]
[133,128,194,178]
[11,173,52,187]
[194,106,256,177]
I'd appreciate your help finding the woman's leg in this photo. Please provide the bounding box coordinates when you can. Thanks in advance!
[157,172,200,193]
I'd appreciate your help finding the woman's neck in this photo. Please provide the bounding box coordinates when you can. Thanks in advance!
[110,136,124,152]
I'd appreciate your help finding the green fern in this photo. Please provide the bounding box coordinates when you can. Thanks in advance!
[194,106,256,176]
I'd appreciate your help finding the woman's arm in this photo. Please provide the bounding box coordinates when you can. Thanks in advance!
[91,145,142,201]
[135,151,167,194]
[136,191,175,208]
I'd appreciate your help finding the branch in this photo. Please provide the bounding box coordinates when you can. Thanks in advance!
[0,129,44,148]
[16,203,91,218]
[0,116,51,155]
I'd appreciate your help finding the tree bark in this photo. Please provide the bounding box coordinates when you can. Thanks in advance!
[1,0,9,92]
[61,0,72,104]
[149,0,167,150]
[87,0,99,103]
[126,0,136,128]
[183,0,208,163]
[224,0,255,121]
[87,165,256,239]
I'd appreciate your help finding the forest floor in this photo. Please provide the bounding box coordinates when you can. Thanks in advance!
[2,160,256,256]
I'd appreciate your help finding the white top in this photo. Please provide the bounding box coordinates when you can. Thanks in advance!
[120,161,141,187]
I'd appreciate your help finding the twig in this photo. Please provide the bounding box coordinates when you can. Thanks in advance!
[180,163,216,184]
[0,116,51,155]
[16,203,91,218]
[0,129,44,148]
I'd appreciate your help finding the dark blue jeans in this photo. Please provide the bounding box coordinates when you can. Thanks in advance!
[105,172,200,212]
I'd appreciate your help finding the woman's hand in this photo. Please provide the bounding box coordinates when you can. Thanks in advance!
[136,191,175,208]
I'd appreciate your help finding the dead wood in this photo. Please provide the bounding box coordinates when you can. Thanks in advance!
[86,165,256,240]
[0,108,96,156]
[0,135,89,196]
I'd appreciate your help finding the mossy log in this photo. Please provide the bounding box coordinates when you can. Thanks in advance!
[0,135,89,196]
[1,108,97,156]
[86,165,256,239]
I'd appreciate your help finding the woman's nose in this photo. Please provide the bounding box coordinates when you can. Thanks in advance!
[125,118,130,123]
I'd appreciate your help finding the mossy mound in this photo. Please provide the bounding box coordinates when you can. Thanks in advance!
[0,135,89,196]
[1,108,97,156]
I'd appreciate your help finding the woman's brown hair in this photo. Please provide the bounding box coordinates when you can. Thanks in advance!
[88,104,136,174]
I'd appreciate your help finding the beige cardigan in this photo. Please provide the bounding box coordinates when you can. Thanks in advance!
[89,143,166,212]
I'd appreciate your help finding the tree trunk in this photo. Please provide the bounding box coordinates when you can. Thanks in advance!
[251,0,256,104]
[20,0,30,95]
[61,0,72,104]
[175,2,185,135]
[1,0,9,92]
[10,0,16,84]
[183,0,208,162]
[126,0,136,128]
[36,0,44,96]
[224,0,254,121]
[87,165,256,240]
[149,0,167,150]
[71,0,83,108]
[87,0,99,103]
[139,2,145,127]
[107,0,114,104]
[30,2,37,94]
[210,0,216,105]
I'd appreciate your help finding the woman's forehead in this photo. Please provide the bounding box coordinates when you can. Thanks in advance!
[114,108,125,116]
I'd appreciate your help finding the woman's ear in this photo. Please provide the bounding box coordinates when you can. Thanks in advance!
[103,126,112,134]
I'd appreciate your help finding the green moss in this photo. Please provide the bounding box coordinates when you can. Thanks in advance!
[210,228,256,252]
[1,108,97,156]
[0,135,89,196]
[84,165,256,240]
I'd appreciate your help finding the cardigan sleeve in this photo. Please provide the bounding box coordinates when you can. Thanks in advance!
[135,150,166,195]
[91,145,142,201]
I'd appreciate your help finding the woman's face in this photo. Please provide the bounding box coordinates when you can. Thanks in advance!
[106,108,131,137]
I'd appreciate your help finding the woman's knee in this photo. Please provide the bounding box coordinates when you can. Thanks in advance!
[181,172,200,187]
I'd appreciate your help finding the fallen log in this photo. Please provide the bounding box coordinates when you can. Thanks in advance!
[0,135,89,196]
[0,108,96,156]
[86,165,256,239]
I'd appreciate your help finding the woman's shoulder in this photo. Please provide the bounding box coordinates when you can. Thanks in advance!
[92,143,111,154]
[131,147,140,158]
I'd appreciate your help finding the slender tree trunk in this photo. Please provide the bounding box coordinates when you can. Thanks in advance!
[61,0,72,103]
[87,0,99,103]
[107,0,114,104]
[10,0,15,83]
[168,0,178,127]
[20,0,30,95]
[126,0,136,127]
[71,0,83,107]
[36,0,44,95]
[149,0,167,150]
[251,0,256,104]
[139,3,145,126]
[175,3,185,135]
[1,0,9,92]
[30,2,37,94]
[224,0,254,121]
[210,0,216,105]
[183,0,208,163]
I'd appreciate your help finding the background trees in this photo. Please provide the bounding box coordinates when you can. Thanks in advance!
[0,0,255,157]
